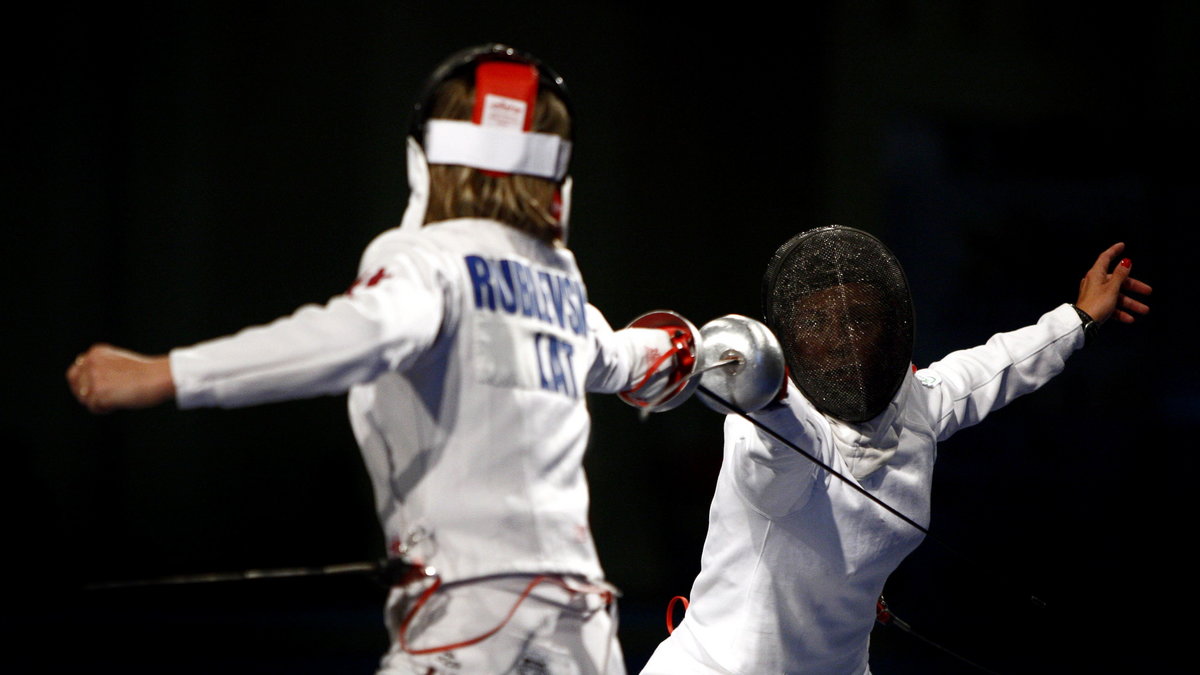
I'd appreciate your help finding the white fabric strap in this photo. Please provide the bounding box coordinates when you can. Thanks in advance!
[399,137,431,233]
[424,119,571,180]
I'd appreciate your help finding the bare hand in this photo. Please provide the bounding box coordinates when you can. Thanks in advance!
[66,344,176,414]
[1075,242,1153,325]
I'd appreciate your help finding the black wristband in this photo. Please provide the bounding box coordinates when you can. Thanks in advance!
[1071,304,1099,345]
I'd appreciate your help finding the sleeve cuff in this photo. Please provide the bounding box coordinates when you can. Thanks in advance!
[169,347,217,410]
[1048,303,1087,352]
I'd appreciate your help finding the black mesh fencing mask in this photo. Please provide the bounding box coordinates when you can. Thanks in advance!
[762,225,914,423]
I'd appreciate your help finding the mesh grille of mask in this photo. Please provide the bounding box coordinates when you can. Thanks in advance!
[762,225,914,423]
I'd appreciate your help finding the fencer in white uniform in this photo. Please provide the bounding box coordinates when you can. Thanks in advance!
[641,227,1151,675]
[68,44,702,675]
[170,215,679,674]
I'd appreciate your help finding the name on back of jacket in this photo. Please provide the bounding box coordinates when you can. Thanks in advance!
[464,255,588,335]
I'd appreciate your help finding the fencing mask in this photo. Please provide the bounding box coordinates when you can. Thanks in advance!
[762,225,914,423]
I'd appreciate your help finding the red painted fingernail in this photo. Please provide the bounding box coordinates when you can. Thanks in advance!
[1120,258,1131,268]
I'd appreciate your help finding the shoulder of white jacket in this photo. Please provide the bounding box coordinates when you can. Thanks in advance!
[357,222,476,274]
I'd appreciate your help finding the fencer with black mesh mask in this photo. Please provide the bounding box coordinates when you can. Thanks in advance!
[641,227,1148,675]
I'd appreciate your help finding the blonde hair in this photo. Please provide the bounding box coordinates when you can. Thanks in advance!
[423,77,571,244]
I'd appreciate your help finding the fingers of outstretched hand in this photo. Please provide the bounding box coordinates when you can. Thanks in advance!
[1122,275,1153,296]
[67,361,98,412]
[1111,256,1133,282]
[1116,293,1151,322]
[1092,242,1126,274]
[66,361,85,409]
[1122,292,1150,313]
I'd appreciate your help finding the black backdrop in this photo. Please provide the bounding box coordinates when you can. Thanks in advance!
[7,3,1197,673]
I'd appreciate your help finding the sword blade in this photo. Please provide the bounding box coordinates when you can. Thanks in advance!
[84,560,385,591]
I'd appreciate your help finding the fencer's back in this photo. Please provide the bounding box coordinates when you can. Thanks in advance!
[347,218,605,583]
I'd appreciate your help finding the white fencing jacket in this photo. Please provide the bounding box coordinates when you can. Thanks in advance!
[642,304,1084,675]
[170,218,673,585]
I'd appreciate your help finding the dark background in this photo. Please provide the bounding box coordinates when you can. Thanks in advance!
[7,2,1197,673]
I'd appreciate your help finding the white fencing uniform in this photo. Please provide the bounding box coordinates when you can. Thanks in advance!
[171,217,674,674]
[641,304,1084,675]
